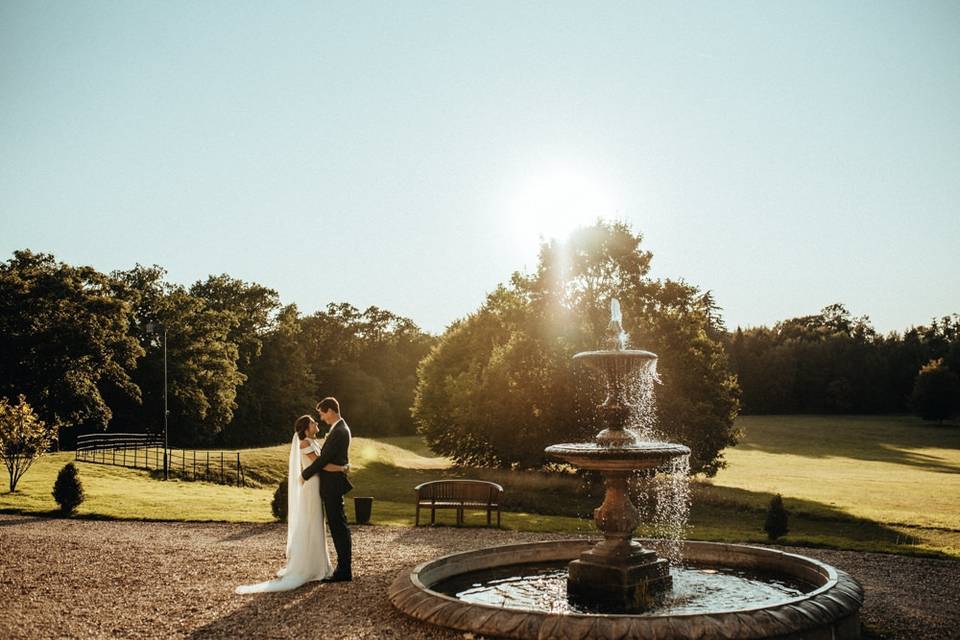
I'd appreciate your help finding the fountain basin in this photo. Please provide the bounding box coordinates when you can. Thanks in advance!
[546,442,691,471]
[572,349,658,364]
[388,539,863,640]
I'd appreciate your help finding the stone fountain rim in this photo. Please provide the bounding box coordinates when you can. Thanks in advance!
[545,442,692,455]
[573,349,658,360]
[388,538,864,640]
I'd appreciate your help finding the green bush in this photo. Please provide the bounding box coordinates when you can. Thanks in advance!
[912,358,960,424]
[52,462,84,515]
[764,493,789,540]
[272,479,287,521]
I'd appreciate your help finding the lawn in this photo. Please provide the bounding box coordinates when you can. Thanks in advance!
[3,415,958,557]
[711,414,960,530]
[0,438,591,535]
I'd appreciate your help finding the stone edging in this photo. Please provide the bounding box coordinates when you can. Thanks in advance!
[388,539,864,640]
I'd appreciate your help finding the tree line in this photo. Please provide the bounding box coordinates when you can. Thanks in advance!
[725,303,960,418]
[3,225,956,476]
[0,250,434,448]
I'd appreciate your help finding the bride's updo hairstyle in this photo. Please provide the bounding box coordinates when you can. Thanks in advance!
[294,415,313,440]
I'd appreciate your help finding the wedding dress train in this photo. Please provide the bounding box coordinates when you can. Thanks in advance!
[235,434,333,593]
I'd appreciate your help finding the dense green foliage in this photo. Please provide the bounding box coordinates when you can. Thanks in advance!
[1,250,432,448]
[727,305,960,415]
[109,265,246,446]
[52,462,84,515]
[764,493,789,540]
[911,358,960,423]
[0,251,143,436]
[413,221,740,475]
[0,395,57,492]
[299,303,435,437]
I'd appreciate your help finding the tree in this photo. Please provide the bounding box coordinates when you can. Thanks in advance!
[0,251,143,440]
[413,221,740,474]
[912,359,960,424]
[726,309,960,416]
[223,305,317,446]
[0,395,57,492]
[111,266,245,446]
[189,274,280,369]
[300,303,434,437]
[52,462,85,515]
[764,494,789,540]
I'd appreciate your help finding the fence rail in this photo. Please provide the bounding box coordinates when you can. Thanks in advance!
[75,433,245,487]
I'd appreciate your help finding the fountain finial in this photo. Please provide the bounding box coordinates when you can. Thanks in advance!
[607,298,627,350]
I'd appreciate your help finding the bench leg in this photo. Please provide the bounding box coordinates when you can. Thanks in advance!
[457,507,463,527]
[486,508,491,527]
[415,504,420,526]
[431,506,436,525]
[497,508,501,528]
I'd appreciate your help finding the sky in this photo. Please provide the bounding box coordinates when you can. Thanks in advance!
[2,1,958,336]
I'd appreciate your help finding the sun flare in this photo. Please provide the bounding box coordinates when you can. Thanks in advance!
[507,166,618,246]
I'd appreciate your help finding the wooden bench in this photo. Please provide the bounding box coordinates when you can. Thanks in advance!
[414,479,503,528]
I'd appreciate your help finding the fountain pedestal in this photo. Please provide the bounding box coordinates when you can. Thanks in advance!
[567,470,671,611]
[546,402,689,612]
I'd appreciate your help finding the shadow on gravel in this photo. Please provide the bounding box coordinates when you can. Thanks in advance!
[0,515,40,527]
[191,576,404,639]
[189,588,313,639]
[218,523,280,543]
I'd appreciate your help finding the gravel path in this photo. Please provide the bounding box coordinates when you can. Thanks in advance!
[1,514,957,639]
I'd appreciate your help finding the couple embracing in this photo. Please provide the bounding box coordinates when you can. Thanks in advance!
[236,397,353,594]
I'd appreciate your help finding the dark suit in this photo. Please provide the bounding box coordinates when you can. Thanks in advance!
[301,418,353,578]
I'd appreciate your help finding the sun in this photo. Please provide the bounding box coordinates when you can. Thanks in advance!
[507,165,618,247]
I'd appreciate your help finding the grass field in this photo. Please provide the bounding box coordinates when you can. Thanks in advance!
[3,415,959,557]
[712,415,960,530]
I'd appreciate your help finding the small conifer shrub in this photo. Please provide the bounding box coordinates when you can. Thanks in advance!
[764,493,789,540]
[52,462,85,515]
[272,479,288,522]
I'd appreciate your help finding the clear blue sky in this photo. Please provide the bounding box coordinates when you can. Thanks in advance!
[2,2,958,335]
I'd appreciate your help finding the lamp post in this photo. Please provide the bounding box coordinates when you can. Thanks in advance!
[146,322,169,480]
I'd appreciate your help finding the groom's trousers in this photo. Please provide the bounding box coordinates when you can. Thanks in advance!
[323,494,352,577]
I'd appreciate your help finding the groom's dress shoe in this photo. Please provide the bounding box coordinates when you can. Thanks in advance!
[322,575,352,583]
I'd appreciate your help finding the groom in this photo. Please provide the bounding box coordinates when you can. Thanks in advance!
[301,396,353,582]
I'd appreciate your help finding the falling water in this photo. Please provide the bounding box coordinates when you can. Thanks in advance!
[624,360,662,441]
[623,358,691,565]
[652,454,691,565]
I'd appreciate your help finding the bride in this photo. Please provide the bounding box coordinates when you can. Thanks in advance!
[235,415,349,593]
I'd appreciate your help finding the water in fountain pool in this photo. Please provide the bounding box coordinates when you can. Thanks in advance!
[433,560,815,616]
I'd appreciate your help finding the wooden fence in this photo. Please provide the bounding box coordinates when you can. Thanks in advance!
[75,432,246,487]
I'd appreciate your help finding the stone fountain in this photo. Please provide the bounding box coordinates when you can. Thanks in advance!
[389,300,863,639]
[545,299,689,612]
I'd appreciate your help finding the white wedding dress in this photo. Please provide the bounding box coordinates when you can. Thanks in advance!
[235,434,333,593]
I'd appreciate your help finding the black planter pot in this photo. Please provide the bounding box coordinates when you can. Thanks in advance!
[353,496,373,524]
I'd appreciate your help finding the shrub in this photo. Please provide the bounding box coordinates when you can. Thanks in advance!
[912,358,960,424]
[52,462,84,515]
[272,479,287,521]
[764,493,789,540]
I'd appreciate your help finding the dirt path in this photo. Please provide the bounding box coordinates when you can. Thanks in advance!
[1,515,956,639]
